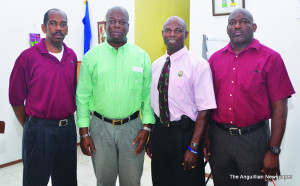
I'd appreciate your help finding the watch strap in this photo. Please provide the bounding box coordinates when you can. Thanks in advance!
[269,146,281,155]
[143,126,151,132]
[80,134,89,139]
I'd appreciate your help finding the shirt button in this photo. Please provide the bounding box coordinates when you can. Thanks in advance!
[235,56,238,58]
[230,94,232,96]
[232,81,234,83]
[230,121,233,124]
[229,108,232,110]
[233,68,236,70]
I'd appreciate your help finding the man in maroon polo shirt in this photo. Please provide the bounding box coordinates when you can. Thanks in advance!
[204,8,295,186]
[9,9,77,186]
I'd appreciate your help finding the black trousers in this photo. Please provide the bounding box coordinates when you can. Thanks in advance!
[151,118,205,186]
[22,116,77,186]
[209,122,270,186]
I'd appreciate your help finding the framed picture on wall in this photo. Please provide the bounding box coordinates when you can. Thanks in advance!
[212,0,245,16]
[97,21,106,44]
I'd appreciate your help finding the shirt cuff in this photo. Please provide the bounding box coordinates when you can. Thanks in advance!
[197,104,217,111]
[141,114,155,124]
[76,116,90,128]
[9,99,25,106]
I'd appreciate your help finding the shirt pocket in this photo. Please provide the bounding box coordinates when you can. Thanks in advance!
[129,71,143,90]
[240,70,265,95]
[170,75,185,100]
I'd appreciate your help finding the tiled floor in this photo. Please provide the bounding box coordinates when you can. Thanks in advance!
[0,147,214,186]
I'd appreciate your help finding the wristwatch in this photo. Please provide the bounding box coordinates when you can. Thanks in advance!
[190,142,199,148]
[80,134,89,139]
[143,126,151,132]
[269,146,281,155]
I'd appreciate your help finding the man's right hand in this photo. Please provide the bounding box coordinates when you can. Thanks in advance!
[80,136,96,156]
[145,133,153,159]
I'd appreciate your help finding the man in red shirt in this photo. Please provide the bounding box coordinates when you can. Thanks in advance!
[9,9,77,186]
[205,8,295,186]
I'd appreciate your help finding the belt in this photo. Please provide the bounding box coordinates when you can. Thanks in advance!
[155,115,181,127]
[27,115,74,127]
[213,120,267,135]
[94,111,139,125]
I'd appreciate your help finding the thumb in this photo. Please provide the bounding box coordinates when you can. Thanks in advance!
[90,139,96,152]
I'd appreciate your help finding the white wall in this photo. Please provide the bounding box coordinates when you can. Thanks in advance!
[0,0,134,165]
[1,0,299,184]
[190,0,300,185]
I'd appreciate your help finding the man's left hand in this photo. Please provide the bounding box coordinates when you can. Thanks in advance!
[262,151,280,180]
[182,148,198,170]
[133,129,149,155]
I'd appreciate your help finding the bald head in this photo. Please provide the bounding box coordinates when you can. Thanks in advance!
[229,8,254,24]
[106,6,129,22]
[105,6,129,47]
[162,16,188,55]
[227,8,257,53]
[163,16,187,32]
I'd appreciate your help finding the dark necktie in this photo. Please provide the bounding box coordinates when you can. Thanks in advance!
[157,56,171,125]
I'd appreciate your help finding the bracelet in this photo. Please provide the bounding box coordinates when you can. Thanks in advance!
[190,142,199,148]
[143,126,151,132]
[188,146,198,154]
[80,134,89,139]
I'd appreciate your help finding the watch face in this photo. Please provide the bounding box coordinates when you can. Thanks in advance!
[269,147,281,155]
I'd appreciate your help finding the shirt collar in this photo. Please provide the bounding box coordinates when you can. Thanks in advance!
[105,40,128,54]
[165,46,188,62]
[36,38,68,55]
[222,39,260,54]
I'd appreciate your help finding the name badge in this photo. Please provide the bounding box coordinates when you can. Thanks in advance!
[132,66,143,73]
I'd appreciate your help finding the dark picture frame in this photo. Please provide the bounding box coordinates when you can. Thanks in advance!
[212,0,245,16]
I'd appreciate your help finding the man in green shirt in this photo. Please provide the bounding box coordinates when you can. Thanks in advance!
[76,6,155,186]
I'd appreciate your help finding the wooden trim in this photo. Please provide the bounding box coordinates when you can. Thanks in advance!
[77,61,81,83]
[0,159,22,168]
[205,173,213,179]
[0,121,4,133]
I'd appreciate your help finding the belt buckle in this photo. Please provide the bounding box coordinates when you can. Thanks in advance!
[229,127,241,135]
[112,120,123,125]
[59,119,68,127]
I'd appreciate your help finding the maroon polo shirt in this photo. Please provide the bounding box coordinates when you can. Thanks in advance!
[9,38,77,120]
[209,39,295,127]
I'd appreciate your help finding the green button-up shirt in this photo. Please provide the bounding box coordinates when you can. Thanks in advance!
[76,41,155,128]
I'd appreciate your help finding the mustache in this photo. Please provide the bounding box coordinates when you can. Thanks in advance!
[232,30,243,35]
[53,32,64,36]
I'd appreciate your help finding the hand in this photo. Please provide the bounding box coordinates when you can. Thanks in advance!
[145,133,153,159]
[203,131,211,162]
[133,129,149,155]
[80,136,96,156]
[261,151,280,181]
[182,147,198,170]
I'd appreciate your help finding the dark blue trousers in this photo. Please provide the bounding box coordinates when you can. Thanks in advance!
[22,116,77,186]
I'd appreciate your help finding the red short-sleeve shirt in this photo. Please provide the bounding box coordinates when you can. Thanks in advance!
[209,39,295,127]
